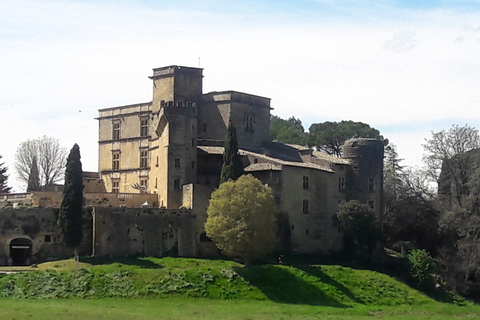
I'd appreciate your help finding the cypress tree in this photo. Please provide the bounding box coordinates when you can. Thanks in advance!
[57,144,84,264]
[27,156,40,192]
[220,120,245,184]
[0,155,12,193]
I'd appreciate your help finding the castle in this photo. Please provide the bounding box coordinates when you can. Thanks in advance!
[0,65,383,265]
[96,65,384,256]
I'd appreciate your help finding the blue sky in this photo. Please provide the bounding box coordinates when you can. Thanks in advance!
[1,0,480,191]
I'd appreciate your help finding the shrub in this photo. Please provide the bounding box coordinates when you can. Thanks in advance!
[408,249,436,288]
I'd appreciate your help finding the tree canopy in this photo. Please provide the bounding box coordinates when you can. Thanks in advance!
[205,174,277,265]
[15,136,67,191]
[0,155,12,193]
[57,144,84,262]
[220,119,245,184]
[309,120,386,157]
[270,115,308,145]
[335,200,381,264]
[269,116,386,157]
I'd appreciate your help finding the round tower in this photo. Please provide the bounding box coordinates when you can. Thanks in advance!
[342,138,384,221]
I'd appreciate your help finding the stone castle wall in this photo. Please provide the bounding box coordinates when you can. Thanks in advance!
[92,207,195,258]
[0,207,92,266]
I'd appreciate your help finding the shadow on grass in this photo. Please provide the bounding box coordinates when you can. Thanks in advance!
[83,256,163,269]
[296,265,364,304]
[233,265,348,307]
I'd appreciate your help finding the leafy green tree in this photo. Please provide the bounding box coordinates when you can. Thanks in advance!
[408,249,436,288]
[335,200,382,263]
[205,174,277,265]
[220,119,245,184]
[0,155,12,193]
[57,144,84,266]
[270,115,308,145]
[309,121,386,157]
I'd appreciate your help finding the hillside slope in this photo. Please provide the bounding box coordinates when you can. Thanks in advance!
[0,257,441,306]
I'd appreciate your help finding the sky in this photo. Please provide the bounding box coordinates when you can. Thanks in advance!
[1,0,480,192]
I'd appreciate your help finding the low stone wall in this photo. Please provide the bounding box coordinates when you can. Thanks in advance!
[92,207,195,258]
[0,207,92,266]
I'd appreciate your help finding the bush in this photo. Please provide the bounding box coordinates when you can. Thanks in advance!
[408,249,436,288]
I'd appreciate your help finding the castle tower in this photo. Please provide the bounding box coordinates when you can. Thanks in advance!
[149,66,203,114]
[342,138,384,221]
[148,66,202,208]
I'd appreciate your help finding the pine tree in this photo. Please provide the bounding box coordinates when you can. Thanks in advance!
[57,144,84,265]
[220,120,245,184]
[0,155,12,193]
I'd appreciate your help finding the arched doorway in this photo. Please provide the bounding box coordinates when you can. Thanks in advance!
[9,238,33,266]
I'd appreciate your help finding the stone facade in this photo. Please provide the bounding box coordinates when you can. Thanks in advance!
[92,207,195,258]
[96,65,384,256]
[0,207,92,266]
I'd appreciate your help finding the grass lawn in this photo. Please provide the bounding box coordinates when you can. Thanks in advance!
[0,257,479,319]
[1,298,480,320]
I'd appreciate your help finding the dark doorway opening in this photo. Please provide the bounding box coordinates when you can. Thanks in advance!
[9,238,33,266]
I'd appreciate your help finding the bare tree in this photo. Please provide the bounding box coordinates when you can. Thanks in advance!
[422,124,480,192]
[422,124,480,297]
[14,136,67,191]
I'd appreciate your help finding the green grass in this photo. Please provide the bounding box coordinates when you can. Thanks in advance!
[0,256,477,319]
[0,298,479,320]
[0,257,455,304]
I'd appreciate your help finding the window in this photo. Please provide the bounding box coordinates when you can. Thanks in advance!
[174,179,181,190]
[191,138,196,147]
[303,176,309,190]
[302,200,309,213]
[174,158,181,168]
[338,177,346,192]
[191,161,195,170]
[367,200,375,209]
[112,152,120,170]
[140,178,148,189]
[202,123,207,132]
[140,149,148,168]
[112,121,120,140]
[245,113,254,131]
[368,178,375,192]
[44,235,51,242]
[140,117,148,137]
[112,180,120,193]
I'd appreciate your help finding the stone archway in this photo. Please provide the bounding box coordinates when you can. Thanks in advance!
[9,238,33,266]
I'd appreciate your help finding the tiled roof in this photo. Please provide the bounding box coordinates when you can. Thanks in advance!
[197,146,224,155]
[197,145,340,172]
[240,149,333,173]
[245,163,282,172]
[312,150,351,165]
